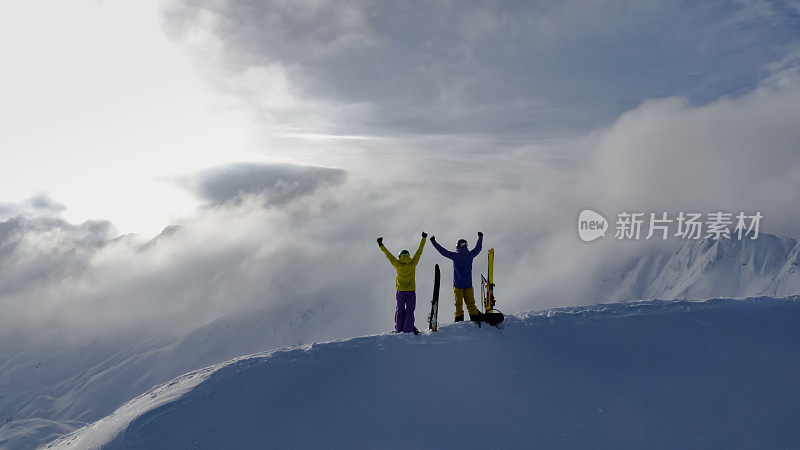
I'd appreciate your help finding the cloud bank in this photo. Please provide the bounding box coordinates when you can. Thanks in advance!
[180,162,347,206]
[5,58,800,341]
[2,1,800,347]
[164,0,800,137]
[0,193,66,220]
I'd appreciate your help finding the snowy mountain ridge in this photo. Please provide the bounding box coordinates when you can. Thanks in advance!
[0,301,347,450]
[599,233,800,301]
[46,296,800,449]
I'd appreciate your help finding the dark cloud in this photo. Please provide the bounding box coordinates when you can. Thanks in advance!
[180,163,347,206]
[0,193,66,219]
[164,0,800,137]
[27,192,66,212]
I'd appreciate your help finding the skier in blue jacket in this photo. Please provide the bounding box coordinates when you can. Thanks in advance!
[430,232,483,322]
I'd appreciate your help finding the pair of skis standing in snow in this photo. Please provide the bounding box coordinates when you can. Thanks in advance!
[378,231,500,334]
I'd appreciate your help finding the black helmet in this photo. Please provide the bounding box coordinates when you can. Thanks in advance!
[398,249,410,258]
[456,239,468,249]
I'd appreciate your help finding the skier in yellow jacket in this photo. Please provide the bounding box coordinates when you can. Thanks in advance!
[378,232,427,334]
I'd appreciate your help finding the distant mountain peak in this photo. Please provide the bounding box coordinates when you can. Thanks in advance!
[600,233,800,301]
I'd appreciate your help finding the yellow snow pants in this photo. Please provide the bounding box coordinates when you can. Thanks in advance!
[454,287,481,318]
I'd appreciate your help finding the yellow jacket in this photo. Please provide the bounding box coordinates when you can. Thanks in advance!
[380,236,426,291]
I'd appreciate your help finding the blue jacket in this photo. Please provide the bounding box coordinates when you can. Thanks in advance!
[431,235,482,289]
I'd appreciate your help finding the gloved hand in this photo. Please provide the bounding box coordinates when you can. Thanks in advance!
[477,232,484,238]
[422,232,428,238]
[377,237,383,246]
[430,236,436,243]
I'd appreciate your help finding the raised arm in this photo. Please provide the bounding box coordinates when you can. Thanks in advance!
[378,237,399,267]
[411,232,427,266]
[469,232,484,258]
[430,236,456,259]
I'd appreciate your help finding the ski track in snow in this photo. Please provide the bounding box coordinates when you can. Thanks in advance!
[44,295,800,449]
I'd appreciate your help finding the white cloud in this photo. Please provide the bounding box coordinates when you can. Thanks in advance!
[2,0,800,354]
[0,0,252,236]
[2,64,800,345]
[586,66,800,237]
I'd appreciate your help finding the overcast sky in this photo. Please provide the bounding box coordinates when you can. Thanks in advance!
[2,0,800,340]
[2,0,798,234]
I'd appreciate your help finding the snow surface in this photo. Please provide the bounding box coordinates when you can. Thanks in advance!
[0,300,354,449]
[47,296,800,449]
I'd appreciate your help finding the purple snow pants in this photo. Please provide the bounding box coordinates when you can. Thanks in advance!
[395,291,416,333]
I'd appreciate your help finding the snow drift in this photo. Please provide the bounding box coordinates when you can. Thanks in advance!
[48,296,800,449]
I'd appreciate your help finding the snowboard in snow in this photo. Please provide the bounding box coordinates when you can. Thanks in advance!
[428,264,441,331]
[481,249,504,327]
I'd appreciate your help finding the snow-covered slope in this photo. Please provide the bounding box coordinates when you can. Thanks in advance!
[48,296,800,449]
[0,300,353,449]
[599,234,800,301]
[8,232,800,449]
